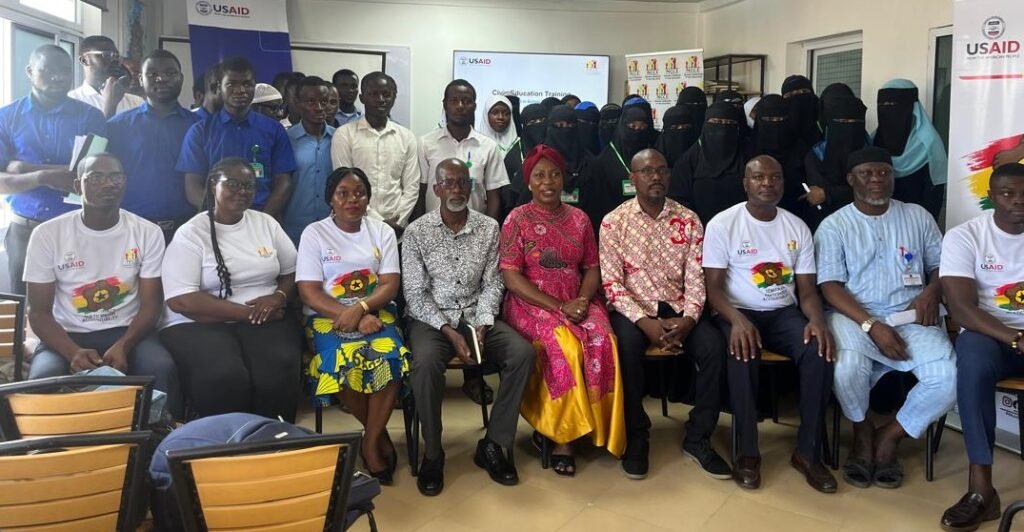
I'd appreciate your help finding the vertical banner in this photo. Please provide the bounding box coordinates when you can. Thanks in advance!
[947,0,1024,229]
[625,49,703,130]
[186,0,292,84]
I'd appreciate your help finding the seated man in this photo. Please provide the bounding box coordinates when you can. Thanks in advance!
[815,146,956,490]
[939,163,1024,532]
[402,158,534,496]
[23,153,181,418]
[703,155,836,493]
[600,148,731,481]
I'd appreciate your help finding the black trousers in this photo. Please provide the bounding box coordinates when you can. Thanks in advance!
[610,303,726,445]
[160,319,303,422]
[714,305,833,460]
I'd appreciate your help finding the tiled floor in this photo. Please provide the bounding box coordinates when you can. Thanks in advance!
[296,375,1024,532]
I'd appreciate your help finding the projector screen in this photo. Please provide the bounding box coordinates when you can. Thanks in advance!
[452,50,610,123]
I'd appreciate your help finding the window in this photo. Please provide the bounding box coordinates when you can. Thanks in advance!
[11,23,54,101]
[809,42,863,98]
[928,27,953,150]
[19,0,75,23]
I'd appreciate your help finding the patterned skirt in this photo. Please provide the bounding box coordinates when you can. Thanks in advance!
[304,305,410,407]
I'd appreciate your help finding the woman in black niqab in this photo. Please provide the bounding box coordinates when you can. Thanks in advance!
[584,104,655,231]
[676,86,708,136]
[655,105,699,168]
[781,74,820,154]
[804,94,868,223]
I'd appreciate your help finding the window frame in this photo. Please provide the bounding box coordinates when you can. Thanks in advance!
[804,32,864,98]
[926,25,953,118]
[0,3,82,106]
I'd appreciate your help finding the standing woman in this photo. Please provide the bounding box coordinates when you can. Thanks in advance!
[161,157,301,422]
[781,74,820,157]
[479,95,519,157]
[500,145,625,476]
[502,103,549,222]
[574,101,602,156]
[872,78,948,221]
[297,166,409,484]
[804,95,869,225]
[676,86,709,136]
[586,104,655,231]
[598,103,622,149]
[655,105,700,169]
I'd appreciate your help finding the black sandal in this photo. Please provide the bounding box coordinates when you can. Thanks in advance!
[842,457,874,489]
[551,454,576,477]
[873,461,904,489]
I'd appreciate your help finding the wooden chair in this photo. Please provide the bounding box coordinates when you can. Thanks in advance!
[998,498,1024,532]
[995,377,1024,460]
[166,432,362,532]
[0,293,26,382]
[405,357,491,476]
[0,374,154,440]
[0,430,152,532]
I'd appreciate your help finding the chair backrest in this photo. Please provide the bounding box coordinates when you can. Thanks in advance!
[0,375,154,441]
[167,432,362,532]
[0,293,26,381]
[0,431,152,532]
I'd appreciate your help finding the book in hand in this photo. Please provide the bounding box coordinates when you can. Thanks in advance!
[65,134,109,205]
[457,322,483,365]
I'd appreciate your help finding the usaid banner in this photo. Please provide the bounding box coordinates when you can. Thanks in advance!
[625,49,704,130]
[947,0,1024,229]
[186,0,292,84]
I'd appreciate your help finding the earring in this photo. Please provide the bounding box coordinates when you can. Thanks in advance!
[330,208,335,219]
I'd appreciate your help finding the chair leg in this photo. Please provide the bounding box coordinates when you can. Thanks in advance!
[541,436,550,469]
[831,398,840,470]
[926,422,935,482]
[315,405,323,434]
[402,394,419,476]
[933,414,947,453]
[660,360,670,417]
[1017,392,1024,461]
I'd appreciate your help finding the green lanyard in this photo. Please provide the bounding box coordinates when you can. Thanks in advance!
[610,142,629,173]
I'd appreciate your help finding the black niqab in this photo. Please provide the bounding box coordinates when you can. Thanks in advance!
[751,94,795,160]
[655,105,699,167]
[575,105,602,156]
[874,87,918,156]
[817,83,855,132]
[541,97,561,111]
[611,105,655,163]
[781,75,820,150]
[544,105,582,164]
[676,86,708,134]
[821,95,868,179]
[519,104,548,152]
[695,101,743,180]
[598,103,621,148]
[505,94,523,138]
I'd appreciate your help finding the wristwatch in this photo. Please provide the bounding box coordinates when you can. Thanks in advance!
[860,318,878,333]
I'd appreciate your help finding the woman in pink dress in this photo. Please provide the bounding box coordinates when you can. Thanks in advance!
[499,145,625,476]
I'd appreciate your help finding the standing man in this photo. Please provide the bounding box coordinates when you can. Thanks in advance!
[403,158,534,495]
[68,36,143,119]
[106,49,198,242]
[24,153,181,417]
[332,69,362,127]
[177,57,296,217]
[600,148,731,481]
[816,146,956,490]
[283,77,335,244]
[325,84,341,128]
[416,79,508,222]
[939,163,1024,531]
[332,72,419,235]
[0,44,107,294]
[193,62,222,120]
[703,155,836,493]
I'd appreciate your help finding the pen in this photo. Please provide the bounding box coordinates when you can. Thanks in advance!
[802,182,822,211]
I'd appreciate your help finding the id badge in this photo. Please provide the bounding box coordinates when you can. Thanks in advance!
[251,162,265,179]
[622,180,636,196]
[902,273,923,287]
[561,188,580,204]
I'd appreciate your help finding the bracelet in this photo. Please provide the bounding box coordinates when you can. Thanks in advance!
[274,289,288,301]
[358,300,370,313]
[1012,330,1024,352]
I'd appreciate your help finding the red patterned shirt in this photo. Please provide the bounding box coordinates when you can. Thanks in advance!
[599,198,706,323]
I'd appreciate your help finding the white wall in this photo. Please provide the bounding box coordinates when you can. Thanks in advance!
[161,0,699,135]
[700,0,952,128]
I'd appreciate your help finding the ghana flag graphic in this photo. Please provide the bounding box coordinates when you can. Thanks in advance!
[995,281,1024,312]
[72,277,129,313]
[751,262,793,288]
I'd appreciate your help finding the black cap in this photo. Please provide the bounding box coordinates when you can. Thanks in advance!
[846,146,893,174]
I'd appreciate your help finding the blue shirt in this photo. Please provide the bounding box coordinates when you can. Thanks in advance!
[175,108,297,210]
[107,102,198,220]
[814,200,942,317]
[335,110,362,127]
[0,95,106,220]
[283,122,335,244]
[194,107,212,121]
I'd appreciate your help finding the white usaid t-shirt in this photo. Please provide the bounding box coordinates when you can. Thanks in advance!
[940,210,1024,329]
[24,210,164,333]
[295,217,400,316]
[162,210,297,328]
[703,202,816,311]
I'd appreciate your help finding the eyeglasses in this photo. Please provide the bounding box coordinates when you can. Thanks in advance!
[438,178,471,190]
[82,171,126,185]
[634,167,671,179]
[334,190,368,201]
[217,177,256,192]
[746,174,783,184]
[82,50,120,60]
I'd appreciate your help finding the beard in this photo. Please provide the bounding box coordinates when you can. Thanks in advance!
[446,198,468,212]
[855,190,890,207]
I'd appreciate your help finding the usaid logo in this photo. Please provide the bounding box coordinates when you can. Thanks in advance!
[462,57,491,65]
[985,16,1006,40]
[195,1,212,15]
[196,1,252,17]
[982,253,1005,271]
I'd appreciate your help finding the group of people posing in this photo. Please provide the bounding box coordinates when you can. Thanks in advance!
[1,37,1021,532]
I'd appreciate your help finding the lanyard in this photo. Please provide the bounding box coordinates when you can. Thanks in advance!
[610,142,629,173]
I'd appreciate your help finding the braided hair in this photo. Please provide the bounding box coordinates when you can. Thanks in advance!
[206,157,252,299]
[324,166,372,211]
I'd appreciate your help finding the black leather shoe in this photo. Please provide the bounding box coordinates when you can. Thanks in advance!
[791,452,837,494]
[733,456,761,490]
[416,452,445,496]
[622,438,650,480]
[682,440,732,479]
[474,438,518,486]
[940,491,1001,532]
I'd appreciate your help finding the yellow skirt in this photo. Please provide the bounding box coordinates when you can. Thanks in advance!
[520,325,626,457]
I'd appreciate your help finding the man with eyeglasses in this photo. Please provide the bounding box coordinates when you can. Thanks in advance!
[68,35,143,119]
[0,44,107,295]
[22,153,181,418]
[106,49,198,243]
[703,155,836,493]
[600,148,731,482]
[816,146,955,490]
[283,76,335,244]
[402,158,533,495]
